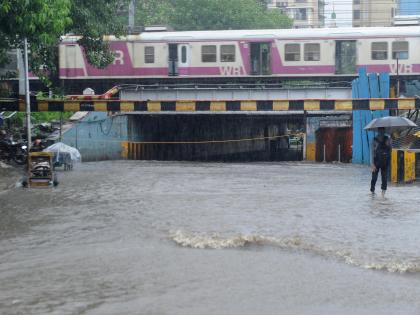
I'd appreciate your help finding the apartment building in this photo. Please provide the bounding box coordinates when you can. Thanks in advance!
[353,0,397,27]
[399,0,420,15]
[393,0,420,26]
[267,0,325,28]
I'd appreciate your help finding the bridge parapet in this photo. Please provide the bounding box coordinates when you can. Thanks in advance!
[1,98,419,112]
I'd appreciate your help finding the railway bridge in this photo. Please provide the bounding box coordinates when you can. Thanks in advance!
[2,95,419,113]
[1,93,419,163]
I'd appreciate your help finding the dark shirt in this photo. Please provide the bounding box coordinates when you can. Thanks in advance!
[371,134,391,166]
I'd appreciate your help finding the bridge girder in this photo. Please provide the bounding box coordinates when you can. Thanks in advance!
[1,98,419,112]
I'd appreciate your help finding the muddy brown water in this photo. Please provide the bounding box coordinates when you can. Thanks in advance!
[1,161,420,314]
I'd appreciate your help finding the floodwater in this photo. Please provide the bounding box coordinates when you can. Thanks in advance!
[1,161,420,315]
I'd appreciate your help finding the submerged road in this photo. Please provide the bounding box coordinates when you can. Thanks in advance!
[1,161,420,315]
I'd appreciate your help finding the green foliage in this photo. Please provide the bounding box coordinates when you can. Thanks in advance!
[0,0,129,86]
[69,0,127,68]
[0,0,71,85]
[135,1,177,27]
[136,0,292,31]
[31,112,73,123]
[8,112,73,128]
[36,91,65,100]
[0,0,291,89]
[0,0,72,48]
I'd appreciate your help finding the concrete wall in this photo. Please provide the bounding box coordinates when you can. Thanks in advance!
[353,0,397,27]
[62,113,128,162]
[62,112,364,162]
[120,87,352,101]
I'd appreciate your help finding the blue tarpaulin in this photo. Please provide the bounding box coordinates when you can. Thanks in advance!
[352,68,390,164]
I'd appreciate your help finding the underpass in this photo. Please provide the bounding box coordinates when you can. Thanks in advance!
[1,94,419,163]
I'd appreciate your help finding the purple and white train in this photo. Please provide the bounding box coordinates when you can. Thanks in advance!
[59,26,420,84]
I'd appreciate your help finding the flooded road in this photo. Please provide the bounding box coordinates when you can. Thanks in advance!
[1,161,420,314]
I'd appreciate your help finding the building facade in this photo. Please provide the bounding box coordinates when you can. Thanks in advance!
[353,0,397,27]
[394,0,420,25]
[399,0,420,15]
[267,0,325,28]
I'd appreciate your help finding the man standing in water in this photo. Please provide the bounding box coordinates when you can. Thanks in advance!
[370,127,391,196]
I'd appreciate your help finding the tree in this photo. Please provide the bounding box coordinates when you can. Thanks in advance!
[135,0,175,28]
[68,0,127,68]
[0,0,128,86]
[136,0,292,31]
[0,0,71,81]
[0,0,291,89]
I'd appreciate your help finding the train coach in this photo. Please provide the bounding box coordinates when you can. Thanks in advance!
[59,26,420,88]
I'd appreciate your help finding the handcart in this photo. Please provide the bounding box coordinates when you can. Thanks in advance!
[23,152,58,187]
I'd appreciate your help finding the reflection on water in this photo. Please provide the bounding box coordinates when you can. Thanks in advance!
[1,161,420,314]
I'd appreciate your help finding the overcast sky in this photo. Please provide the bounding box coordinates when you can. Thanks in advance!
[324,0,353,27]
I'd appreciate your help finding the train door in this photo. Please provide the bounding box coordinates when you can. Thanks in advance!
[335,41,357,74]
[250,42,271,75]
[168,43,179,76]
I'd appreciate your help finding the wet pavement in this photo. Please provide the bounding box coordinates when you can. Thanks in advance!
[1,161,420,315]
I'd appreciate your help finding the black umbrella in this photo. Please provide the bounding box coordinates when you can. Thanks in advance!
[364,116,417,130]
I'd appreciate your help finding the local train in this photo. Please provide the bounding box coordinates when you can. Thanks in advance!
[60,26,420,87]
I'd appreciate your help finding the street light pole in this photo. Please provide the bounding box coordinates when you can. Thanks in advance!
[128,0,136,34]
[396,56,400,98]
[396,55,400,117]
[24,38,31,151]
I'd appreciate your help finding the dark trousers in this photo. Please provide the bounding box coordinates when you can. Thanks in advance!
[371,164,388,192]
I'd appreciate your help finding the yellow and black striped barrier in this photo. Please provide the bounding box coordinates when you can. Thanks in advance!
[1,98,420,112]
[391,149,418,184]
[121,134,294,160]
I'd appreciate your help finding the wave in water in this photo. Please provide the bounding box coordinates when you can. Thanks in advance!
[170,230,420,274]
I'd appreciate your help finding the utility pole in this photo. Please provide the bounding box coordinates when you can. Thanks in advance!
[128,0,136,34]
[24,38,31,152]
[396,56,400,98]
[395,55,400,117]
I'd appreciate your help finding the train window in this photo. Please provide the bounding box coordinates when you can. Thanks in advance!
[144,46,155,63]
[221,45,235,62]
[202,45,217,62]
[304,43,320,61]
[181,46,187,63]
[371,42,388,60]
[285,44,300,61]
[392,41,409,60]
